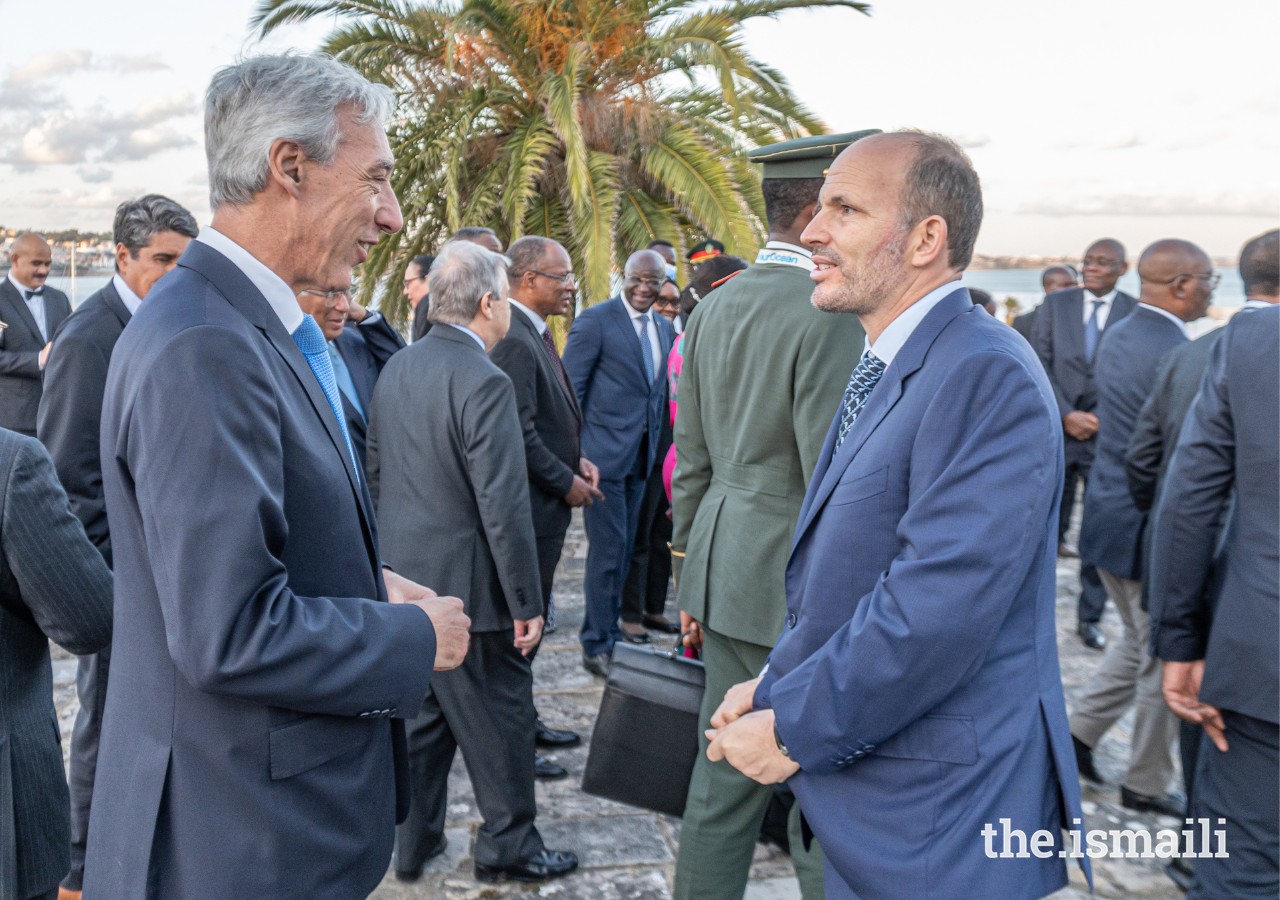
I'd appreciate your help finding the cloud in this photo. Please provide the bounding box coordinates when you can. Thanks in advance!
[77,166,112,183]
[3,91,196,166]
[954,134,990,149]
[6,49,93,85]
[1016,186,1280,218]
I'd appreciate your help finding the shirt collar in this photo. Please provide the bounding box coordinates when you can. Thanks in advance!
[509,298,547,334]
[1083,287,1117,306]
[111,273,143,315]
[8,270,41,297]
[764,240,812,258]
[864,280,964,365]
[625,300,651,321]
[1138,302,1190,337]
[448,322,487,350]
[1242,298,1275,309]
[195,226,304,334]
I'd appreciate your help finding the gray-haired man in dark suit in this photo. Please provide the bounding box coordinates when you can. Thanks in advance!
[37,193,197,897]
[0,428,112,900]
[368,239,579,886]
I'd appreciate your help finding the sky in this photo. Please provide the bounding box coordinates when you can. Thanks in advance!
[0,0,1275,258]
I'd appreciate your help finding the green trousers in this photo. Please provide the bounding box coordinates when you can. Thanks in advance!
[673,627,825,900]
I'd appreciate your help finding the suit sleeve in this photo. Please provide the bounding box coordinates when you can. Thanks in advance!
[792,319,858,487]
[0,340,40,378]
[670,306,711,589]
[1125,358,1173,514]
[2,439,112,655]
[1029,302,1073,419]
[463,371,545,622]
[1149,338,1234,662]
[365,382,383,512]
[490,336,576,499]
[37,327,113,562]
[125,325,435,717]
[561,311,601,408]
[356,313,407,372]
[764,351,1061,776]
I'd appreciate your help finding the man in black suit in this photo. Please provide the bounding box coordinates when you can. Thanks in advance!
[1031,240,1136,649]
[1071,239,1213,819]
[1014,265,1077,338]
[84,55,470,900]
[405,253,434,341]
[0,428,112,900]
[36,194,197,898]
[0,234,71,436]
[1150,303,1279,900]
[296,287,405,469]
[490,235,600,769]
[368,239,578,886]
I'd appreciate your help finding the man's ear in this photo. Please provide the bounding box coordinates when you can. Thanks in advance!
[268,138,306,196]
[911,215,949,269]
[480,291,496,319]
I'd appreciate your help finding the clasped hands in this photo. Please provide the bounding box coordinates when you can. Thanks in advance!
[564,457,603,508]
[705,675,800,784]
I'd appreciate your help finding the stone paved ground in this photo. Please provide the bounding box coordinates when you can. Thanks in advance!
[51,510,1185,899]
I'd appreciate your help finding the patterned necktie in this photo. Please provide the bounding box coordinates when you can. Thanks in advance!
[833,352,888,453]
[638,313,655,383]
[1084,299,1104,363]
[540,327,571,390]
[291,316,360,478]
[326,342,364,421]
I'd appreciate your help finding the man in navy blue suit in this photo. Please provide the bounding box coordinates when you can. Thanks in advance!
[84,55,471,900]
[1071,240,1214,819]
[562,249,674,676]
[703,131,1087,899]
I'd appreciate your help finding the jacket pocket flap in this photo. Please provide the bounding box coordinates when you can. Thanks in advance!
[829,465,888,507]
[874,714,977,765]
[269,715,376,781]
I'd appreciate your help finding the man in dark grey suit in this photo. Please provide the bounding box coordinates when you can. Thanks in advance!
[1031,240,1136,649]
[368,239,579,886]
[1014,265,1077,339]
[1071,239,1213,819]
[36,194,197,898]
[0,234,71,436]
[83,55,470,900]
[0,429,112,900]
[1151,302,1279,900]
[490,236,600,770]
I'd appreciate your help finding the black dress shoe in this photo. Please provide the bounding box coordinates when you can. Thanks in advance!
[536,717,581,748]
[643,614,681,634]
[394,835,447,881]
[582,652,611,678]
[620,623,651,644]
[1077,621,1107,650]
[1121,786,1186,818]
[475,848,579,883]
[1073,735,1104,783]
[535,754,569,780]
[1165,857,1194,892]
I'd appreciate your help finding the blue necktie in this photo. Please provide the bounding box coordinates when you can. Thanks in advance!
[292,316,360,477]
[833,352,887,453]
[327,342,364,420]
[638,312,655,383]
[1084,299,1103,363]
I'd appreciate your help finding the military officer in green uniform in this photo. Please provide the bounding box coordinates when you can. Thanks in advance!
[670,130,878,900]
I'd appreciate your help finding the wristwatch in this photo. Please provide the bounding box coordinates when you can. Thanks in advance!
[773,721,790,759]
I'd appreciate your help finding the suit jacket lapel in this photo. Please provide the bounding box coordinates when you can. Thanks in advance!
[1105,291,1137,333]
[1064,289,1087,365]
[608,297,650,387]
[518,310,579,418]
[0,280,45,344]
[794,289,972,544]
[100,281,132,329]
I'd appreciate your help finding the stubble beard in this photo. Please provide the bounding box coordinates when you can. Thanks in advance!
[812,226,909,317]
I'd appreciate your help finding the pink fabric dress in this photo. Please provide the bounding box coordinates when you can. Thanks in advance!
[663,332,684,502]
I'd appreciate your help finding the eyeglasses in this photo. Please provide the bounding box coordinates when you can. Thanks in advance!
[626,276,663,289]
[1082,256,1124,269]
[531,269,576,287]
[402,275,425,288]
[298,289,350,308]
[1149,272,1221,289]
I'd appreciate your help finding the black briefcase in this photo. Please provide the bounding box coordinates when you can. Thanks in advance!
[581,643,705,817]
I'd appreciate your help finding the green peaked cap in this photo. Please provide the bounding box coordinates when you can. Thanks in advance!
[748,129,883,179]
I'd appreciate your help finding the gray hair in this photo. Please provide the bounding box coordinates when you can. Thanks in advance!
[507,235,557,280]
[427,240,509,326]
[895,131,984,271]
[204,53,396,210]
[113,194,198,260]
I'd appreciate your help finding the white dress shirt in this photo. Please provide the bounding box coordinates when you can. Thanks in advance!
[7,270,48,341]
[1081,288,1117,331]
[626,299,662,378]
[195,226,303,334]
[1137,302,1190,338]
[510,298,547,334]
[112,273,143,316]
[863,280,964,365]
[448,323,486,350]
[1242,299,1275,310]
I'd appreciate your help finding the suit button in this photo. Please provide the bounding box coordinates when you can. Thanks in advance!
[787,613,797,628]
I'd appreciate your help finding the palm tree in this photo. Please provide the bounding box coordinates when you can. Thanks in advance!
[253,0,868,324]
